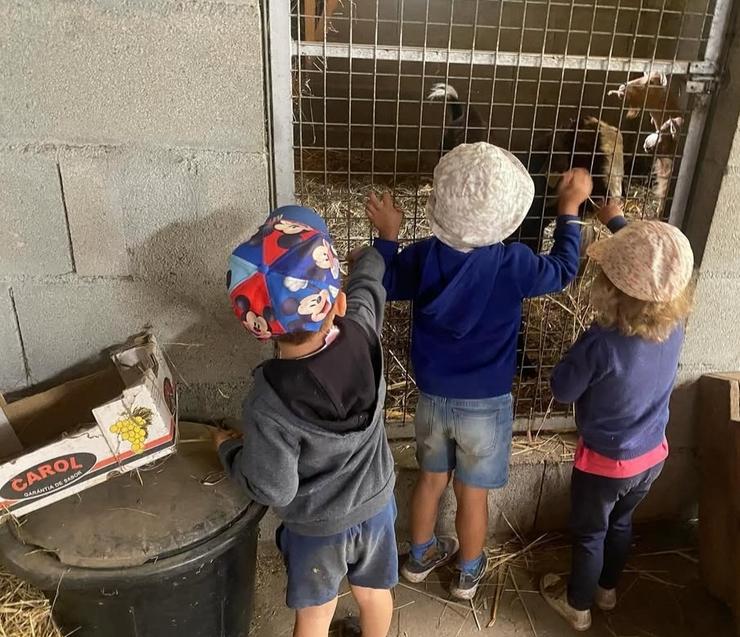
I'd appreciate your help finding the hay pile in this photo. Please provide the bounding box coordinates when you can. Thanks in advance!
[298,177,661,420]
[0,567,61,637]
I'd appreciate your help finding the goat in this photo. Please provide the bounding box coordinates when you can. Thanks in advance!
[608,72,681,132]
[544,116,624,203]
[427,83,488,154]
[427,83,634,248]
[427,82,560,250]
[643,115,683,154]
[639,116,683,213]
[522,116,625,265]
[610,72,684,216]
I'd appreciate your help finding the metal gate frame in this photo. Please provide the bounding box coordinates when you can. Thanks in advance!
[263,0,732,430]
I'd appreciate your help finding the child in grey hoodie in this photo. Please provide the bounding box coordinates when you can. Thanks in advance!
[215,206,397,637]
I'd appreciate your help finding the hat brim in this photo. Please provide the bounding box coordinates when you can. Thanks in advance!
[586,236,611,263]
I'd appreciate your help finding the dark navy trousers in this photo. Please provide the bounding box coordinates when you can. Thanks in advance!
[567,462,664,610]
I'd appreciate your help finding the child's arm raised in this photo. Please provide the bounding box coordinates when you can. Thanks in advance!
[517,168,592,298]
[345,245,387,337]
[597,202,628,234]
[365,192,422,301]
[218,413,299,508]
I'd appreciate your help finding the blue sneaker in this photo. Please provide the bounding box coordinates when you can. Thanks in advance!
[400,536,459,583]
[450,557,487,600]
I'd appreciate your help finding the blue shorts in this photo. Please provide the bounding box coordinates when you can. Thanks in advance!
[276,498,399,609]
[414,392,513,489]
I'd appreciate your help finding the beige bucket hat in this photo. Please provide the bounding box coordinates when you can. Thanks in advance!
[587,220,694,302]
[426,142,535,251]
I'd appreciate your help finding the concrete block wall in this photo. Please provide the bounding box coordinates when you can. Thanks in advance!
[663,6,740,521]
[0,0,271,417]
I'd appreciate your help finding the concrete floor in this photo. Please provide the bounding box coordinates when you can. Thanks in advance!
[250,523,734,637]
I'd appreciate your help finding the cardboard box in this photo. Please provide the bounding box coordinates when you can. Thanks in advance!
[0,333,178,518]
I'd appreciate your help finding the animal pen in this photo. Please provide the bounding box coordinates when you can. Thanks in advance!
[264,0,731,430]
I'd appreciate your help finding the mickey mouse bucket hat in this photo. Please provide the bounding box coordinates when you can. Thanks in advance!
[227,206,341,339]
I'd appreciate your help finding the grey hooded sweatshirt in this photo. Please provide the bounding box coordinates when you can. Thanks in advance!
[218,247,396,536]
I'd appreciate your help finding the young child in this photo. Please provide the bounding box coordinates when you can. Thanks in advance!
[540,204,695,631]
[214,205,397,637]
[365,141,591,599]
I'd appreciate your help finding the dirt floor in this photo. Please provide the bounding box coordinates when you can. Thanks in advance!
[250,522,734,637]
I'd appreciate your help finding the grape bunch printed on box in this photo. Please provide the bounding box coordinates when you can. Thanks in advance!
[110,407,153,454]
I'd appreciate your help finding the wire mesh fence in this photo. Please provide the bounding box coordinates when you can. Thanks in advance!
[277,0,725,427]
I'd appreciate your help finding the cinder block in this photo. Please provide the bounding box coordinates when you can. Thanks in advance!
[59,149,269,279]
[59,154,129,276]
[0,153,73,276]
[0,287,27,392]
[123,151,270,283]
[488,461,544,538]
[535,442,699,533]
[394,456,545,543]
[257,447,696,545]
[535,460,573,532]
[682,275,740,372]
[0,0,264,151]
[177,380,253,422]
[702,175,740,273]
[12,279,267,391]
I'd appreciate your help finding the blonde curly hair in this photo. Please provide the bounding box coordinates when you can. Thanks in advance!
[590,267,695,342]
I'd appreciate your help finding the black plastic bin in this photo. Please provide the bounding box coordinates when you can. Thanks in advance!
[0,422,266,637]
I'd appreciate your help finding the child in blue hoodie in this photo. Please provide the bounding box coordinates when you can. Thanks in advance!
[365,141,591,599]
[540,205,695,631]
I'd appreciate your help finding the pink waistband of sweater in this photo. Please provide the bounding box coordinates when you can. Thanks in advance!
[574,437,668,479]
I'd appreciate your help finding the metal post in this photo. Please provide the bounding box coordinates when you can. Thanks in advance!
[669,0,732,227]
[266,0,295,207]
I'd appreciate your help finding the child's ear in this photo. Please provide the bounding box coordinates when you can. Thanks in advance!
[333,291,348,318]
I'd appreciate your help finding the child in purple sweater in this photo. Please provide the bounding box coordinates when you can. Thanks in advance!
[540,204,695,631]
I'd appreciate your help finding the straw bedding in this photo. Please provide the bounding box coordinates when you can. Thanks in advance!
[0,567,61,637]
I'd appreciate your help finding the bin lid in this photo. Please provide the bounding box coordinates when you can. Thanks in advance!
[10,422,256,569]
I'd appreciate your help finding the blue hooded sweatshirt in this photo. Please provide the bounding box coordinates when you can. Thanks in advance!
[374,214,581,399]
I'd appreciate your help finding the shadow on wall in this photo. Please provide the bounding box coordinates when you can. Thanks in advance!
[7,209,268,422]
[132,207,269,421]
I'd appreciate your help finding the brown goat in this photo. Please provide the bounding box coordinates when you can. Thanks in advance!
[608,72,681,132]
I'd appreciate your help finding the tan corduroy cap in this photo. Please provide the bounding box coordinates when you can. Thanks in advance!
[587,219,694,302]
[426,142,535,251]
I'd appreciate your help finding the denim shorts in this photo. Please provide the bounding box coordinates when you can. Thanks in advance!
[276,498,399,609]
[414,392,513,489]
